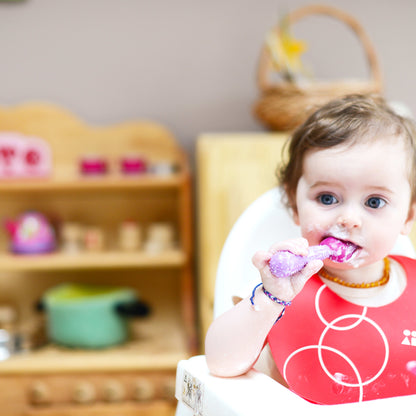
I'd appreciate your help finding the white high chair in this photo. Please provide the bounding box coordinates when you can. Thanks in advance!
[175,188,416,415]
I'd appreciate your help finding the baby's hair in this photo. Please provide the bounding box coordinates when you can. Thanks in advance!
[278,94,416,211]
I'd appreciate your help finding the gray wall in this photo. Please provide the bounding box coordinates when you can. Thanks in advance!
[1,0,415,162]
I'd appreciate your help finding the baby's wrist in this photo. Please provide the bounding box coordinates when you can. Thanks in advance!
[262,286,292,307]
[250,283,292,323]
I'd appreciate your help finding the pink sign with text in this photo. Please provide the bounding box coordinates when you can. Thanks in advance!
[0,133,51,178]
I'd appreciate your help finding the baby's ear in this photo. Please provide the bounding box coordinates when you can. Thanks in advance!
[286,193,299,225]
[401,202,416,235]
[291,207,300,226]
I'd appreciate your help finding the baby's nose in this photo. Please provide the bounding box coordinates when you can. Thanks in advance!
[336,211,362,229]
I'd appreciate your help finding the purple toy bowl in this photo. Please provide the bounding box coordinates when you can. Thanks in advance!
[5,212,56,255]
[79,156,108,175]
[120,156,147,175]
[12,240,56,255]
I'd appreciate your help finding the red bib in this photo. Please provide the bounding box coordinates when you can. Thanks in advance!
[267,255,416,404]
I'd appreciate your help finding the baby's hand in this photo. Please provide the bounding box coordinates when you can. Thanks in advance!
[252,238,323,302]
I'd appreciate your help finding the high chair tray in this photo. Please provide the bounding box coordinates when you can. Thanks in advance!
[175,355,416,416]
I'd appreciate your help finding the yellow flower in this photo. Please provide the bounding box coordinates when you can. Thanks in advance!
[266,17,307,81]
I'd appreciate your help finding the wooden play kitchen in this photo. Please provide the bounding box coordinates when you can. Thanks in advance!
[0,103,195,415]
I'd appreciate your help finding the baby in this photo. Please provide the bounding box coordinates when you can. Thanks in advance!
[205,94,416,404]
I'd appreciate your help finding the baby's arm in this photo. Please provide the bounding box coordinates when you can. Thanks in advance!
[205,238,323,377]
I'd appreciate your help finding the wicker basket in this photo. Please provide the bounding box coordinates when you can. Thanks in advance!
[253,4,383,131]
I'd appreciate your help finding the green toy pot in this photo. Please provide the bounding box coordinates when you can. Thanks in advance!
[40,283,149,349]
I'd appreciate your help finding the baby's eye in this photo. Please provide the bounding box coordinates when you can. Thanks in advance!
[365,197,386,209]
[318,194,338,205]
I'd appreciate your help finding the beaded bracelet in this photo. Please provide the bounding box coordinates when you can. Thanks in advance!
[250,283,292,324]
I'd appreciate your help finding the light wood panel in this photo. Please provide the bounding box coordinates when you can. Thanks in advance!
[197,133,288,343]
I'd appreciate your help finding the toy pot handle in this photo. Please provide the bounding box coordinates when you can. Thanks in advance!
[115,300,150,318]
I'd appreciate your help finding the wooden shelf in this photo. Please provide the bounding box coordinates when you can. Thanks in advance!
[0,103,195,415]
[0,314,189,374]
[0,249,186,271]
[0,173,186,193]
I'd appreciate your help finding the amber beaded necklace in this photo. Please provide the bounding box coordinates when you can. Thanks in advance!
[319,257,390,288]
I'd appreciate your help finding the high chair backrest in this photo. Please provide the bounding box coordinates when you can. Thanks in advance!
[214,187,416,319]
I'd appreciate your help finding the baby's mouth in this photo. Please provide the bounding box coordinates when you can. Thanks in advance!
[320,236,360,263]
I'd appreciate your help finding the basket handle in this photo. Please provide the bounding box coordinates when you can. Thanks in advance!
[257,4,383,92]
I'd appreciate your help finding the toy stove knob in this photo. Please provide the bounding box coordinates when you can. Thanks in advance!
[30,381,51,405]
[134,378,155,401]
[72,381,96,404]
[103,379,125,402]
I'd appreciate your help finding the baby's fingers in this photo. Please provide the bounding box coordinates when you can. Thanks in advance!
[252,250,272,270]
[291,259,323,293]
[268,238,309,257]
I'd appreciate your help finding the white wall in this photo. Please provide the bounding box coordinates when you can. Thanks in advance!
[0,0,414,161]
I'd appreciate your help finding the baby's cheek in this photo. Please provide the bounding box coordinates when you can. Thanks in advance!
[300,221,327,245]
[368,234,395,260]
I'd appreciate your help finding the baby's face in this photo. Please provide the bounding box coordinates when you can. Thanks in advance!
[293,137,415,269]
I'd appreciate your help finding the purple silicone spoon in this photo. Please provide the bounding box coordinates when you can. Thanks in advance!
[268,237,357,278]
